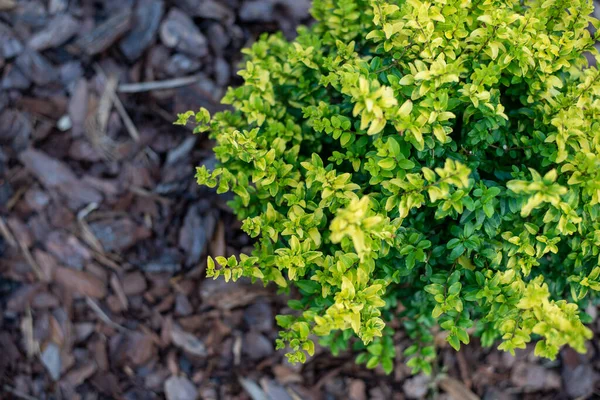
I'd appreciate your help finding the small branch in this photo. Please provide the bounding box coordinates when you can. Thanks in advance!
[93,64,140,142]
[117,74,204,93]
[374,59,401,75]
[86,297,129,332]
[0,217,17,247]
[488,144,532,152]
[0,218,43,280]
[111,91,140,142]
[472,26,498,61]
[373,39,413,75]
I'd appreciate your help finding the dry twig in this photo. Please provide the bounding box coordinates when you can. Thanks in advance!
[86,297,129,332]
[76,202,105,253]
[0,217,17,247]
[85,74,119,160]
[91,64,140,144]
[6,185,29,210]
[20,308,39,358]
[118,74,203,93]
[111,90,140,142]
[0,217,43,279]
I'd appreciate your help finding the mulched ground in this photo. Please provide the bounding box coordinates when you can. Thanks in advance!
[2,1,600,399]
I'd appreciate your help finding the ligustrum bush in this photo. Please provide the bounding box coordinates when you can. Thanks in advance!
[177,0,600,373]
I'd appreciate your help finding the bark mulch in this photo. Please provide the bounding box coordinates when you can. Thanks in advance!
[2,1,600,399]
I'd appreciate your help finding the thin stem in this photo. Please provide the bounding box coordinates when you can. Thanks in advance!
[373,38,414,75]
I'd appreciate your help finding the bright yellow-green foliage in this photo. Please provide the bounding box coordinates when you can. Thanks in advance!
[179,0,600,374]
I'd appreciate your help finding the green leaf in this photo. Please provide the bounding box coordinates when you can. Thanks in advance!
[381,357,394,374]
[448,334,461,351]
[288,300,304,310]
[296,280,320,294]
[397,159,415,169]
[366,356,379,369]
[378,158,396,170]
[368,343,383,356]
[398,100,413,117]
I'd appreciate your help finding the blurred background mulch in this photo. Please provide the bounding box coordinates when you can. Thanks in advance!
[1,1,600,399]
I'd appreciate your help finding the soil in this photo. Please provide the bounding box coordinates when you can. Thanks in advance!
[1,1,600,399]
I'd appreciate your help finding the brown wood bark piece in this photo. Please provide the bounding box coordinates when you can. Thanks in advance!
[75,9,132,56]
[54,266,107,298]
[28,14,79,51]
[119,0,164,61]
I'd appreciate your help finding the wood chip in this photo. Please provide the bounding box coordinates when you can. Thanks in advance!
[19,148,77,188]
[54,266,107,298]
[89,218,149,252]
[159,8,208,58]
[179,205,207,266]
[40,342,61,381]
[28,14,79,51]
[126,332,156,365]
[174,294,193,316]
[15,96,67,121]
[0,0,16,10]
[166,136,196,165]
[2,386,38,400]
[260,378,293,400]
[119,0,164,61]
[32,292,60,309]
[200,279,268,311]
[122,271,147,295]
[0,109,32,153]
[1,64,30,90]
[170,324,207,357]
[242,331,274,361]
[209,219,226,257]
[75,9,132,55]
[8,284,43,312]
[19,148,103,208]
[73,322,95,343]
[0,22,23,58]
[45,231,92,270]
[164,54,202,77]
[438,377,479,400]
[239,377,269,400]
[0,332,21,366]
[402,374,430,399]
[164,375,198,400]
[62,362,97,388]
[14,49,58,86]
[68,78,89,138]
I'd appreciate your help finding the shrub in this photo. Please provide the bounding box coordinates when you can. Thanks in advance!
[179,0,600,374]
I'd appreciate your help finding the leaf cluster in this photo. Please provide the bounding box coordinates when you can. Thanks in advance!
[182,0,600,374]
